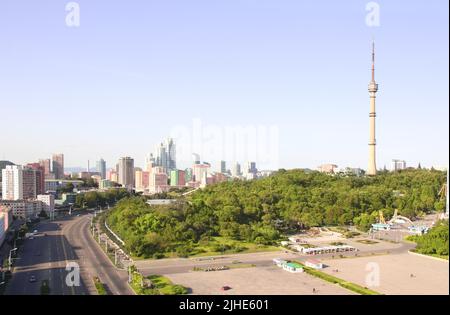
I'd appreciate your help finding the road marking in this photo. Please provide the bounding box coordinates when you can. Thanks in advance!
[60,223,76,295]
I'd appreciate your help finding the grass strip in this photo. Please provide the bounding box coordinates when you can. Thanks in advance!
[93,277,108,295]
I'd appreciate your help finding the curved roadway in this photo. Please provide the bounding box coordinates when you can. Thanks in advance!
[5,214,133,295]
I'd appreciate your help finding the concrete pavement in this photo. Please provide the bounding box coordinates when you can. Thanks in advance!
[135,238,415,276]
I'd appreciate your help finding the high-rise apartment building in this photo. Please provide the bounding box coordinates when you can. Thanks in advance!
[1,165,23,200]
[118,157,135,189]
[96,158,106,179]
[22,167,38,199]
[39,159,51,176]
[52,154,64,179]
[26,163,45,195]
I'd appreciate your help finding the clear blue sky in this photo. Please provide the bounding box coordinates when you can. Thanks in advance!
[0,0,448,171]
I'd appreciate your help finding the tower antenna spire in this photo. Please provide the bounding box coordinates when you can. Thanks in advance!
[367,40,379,176]
[372,40,375,81]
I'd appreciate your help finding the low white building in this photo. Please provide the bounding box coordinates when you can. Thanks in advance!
[297,244,357,255]
[305,259,324,269]
[273,259,304,273]
[37,194,55,215]
[273,258,286,267]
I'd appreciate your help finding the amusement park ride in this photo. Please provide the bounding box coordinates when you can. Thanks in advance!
[371,175,449,235]
[371,209,416,232]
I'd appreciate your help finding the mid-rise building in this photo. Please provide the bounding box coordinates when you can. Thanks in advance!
[37,194,55,215]
[149,167,169,193]
[78,171,101,180]
[0,206,13,246]
[185,168,193,182]
[62,193,77,205]
[0,200,43,220]
[318,164,338,174]
[193,163,211,184]
[170,170,186,187]
[109,171,118,183]
[0,205,13,231]
[99,179,114,190]
[44,179,84,192]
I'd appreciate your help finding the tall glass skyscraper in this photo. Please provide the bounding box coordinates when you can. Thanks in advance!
[149,138,176,174]
[96,158,106,179]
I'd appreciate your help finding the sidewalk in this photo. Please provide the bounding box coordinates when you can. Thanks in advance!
[0,219,23,266]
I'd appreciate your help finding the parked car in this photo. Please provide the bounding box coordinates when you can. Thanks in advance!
[221,286,232,291]
[29,275,37,283]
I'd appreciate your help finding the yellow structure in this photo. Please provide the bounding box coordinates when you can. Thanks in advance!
[379,210,386,224]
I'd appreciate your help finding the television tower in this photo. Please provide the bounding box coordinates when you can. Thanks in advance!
[368,41,379,176]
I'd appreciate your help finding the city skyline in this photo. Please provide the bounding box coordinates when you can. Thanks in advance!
[0,1,448,300]
[0,1,448,170]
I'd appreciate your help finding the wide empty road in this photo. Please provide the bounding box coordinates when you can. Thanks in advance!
[5,214,133,295]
